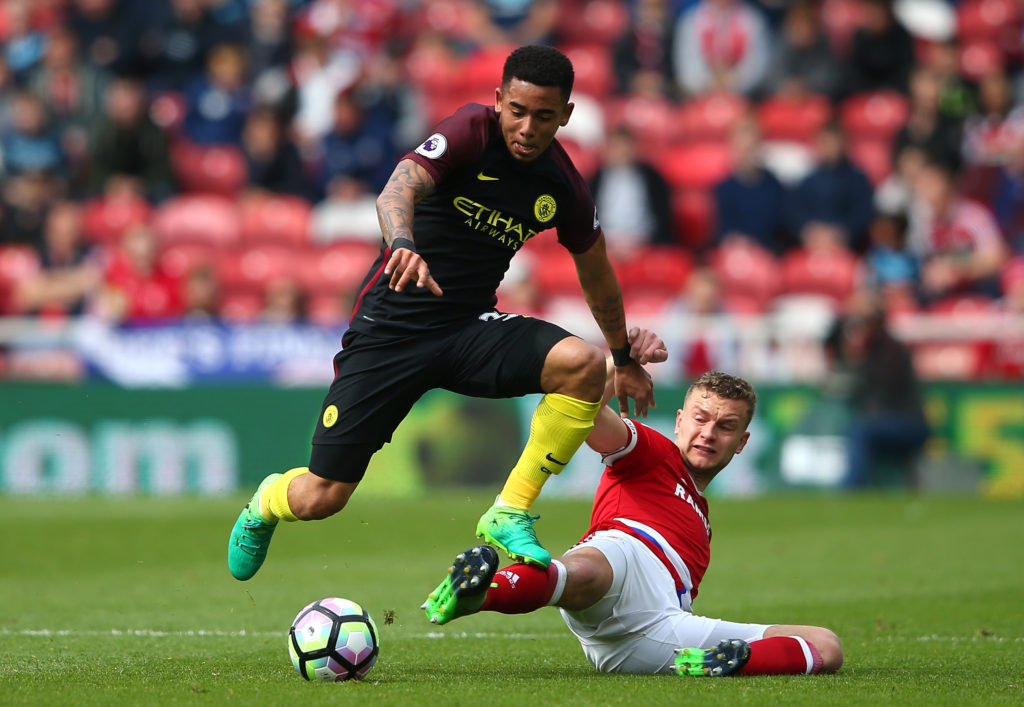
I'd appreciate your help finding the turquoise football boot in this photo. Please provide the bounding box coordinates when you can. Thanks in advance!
[228,473,280,580]
[476,497,551,567]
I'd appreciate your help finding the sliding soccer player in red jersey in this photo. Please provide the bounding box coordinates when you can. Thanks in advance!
[423,333,844,677]
[228,45,657,581]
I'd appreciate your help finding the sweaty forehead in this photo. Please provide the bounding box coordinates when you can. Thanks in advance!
[684,388,749,421]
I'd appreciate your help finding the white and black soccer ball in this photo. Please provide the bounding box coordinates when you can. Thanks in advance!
[288,597,379,681]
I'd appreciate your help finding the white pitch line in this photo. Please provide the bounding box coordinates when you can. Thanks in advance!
[0,629,281,638]
[3,629,1021,642]
[0,628,566,640]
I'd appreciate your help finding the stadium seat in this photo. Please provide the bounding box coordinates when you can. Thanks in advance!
[424,89,487,127]
[533,250,582,297]
[623,290,675,320]
[239,194,312,245]
[554,0,629,46]
[839,91,911,141]
[217,244,300,293]
[171,141,247,197]
[403,31,462,95]
[708,240,781,303]
[956,0,1022,44]
[158,242,217,280]
[756,93,832,144]
[603,95,678,159]
[562,44,614,98]
[671,189,716,250]
[461,46,516,95]
[152,194,242,246]
[81,195,153,244]
[308,291,350,326]
[618,246,694,296]
[847,136,895,186]
[674,92,750,144]
[219,289,264,323]
[959,40,1006,81]
[296,241,380,296]
[558,138,601,181]
[657,142,733,191]
[780,248,861,304]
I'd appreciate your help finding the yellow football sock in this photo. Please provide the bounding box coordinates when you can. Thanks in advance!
[498,393,602,510]
[260,467,307,522]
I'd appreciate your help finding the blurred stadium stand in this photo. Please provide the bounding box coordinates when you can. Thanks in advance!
[0,0,1020,388]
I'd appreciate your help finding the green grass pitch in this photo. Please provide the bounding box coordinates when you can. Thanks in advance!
[1,492,1022,705]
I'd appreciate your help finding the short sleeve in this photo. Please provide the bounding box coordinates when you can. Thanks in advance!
[403,103,492,185]
[553,147,601,254]
[604,421,664,476]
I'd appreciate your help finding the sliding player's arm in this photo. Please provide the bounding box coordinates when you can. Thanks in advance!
[376,158,443,295]
[586,327,667,453]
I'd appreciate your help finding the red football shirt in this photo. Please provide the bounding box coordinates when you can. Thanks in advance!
[581,420,712,600]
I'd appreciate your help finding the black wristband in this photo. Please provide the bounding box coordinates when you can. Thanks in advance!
[611,344,632,367]
[390,237,416,253]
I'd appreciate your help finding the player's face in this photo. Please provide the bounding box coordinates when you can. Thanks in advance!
[674,390,750,475]
[495,79,573,163]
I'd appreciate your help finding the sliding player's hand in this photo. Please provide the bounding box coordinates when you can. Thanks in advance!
[613,362,655,419]
[385,246,443,296]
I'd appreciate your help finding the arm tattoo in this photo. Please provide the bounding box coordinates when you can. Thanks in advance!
[376,160,436,246]
[574,246,628,346]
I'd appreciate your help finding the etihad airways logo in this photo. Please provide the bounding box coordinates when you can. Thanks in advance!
[453,196,539,250]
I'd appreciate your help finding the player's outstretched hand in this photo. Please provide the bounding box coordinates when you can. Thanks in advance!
[385,246,443,296]
[613,362,655,419]
[612,328,667,418]
[627,327,668,365]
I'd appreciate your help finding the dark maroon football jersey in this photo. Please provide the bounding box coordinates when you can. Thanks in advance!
[348,103,600,336]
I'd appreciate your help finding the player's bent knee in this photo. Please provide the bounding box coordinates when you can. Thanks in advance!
[543,338,606,401]
[557,549,612,611]
[800,626,843,673]
[815,628,844,673]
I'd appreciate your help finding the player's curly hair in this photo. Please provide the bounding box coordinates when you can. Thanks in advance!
[502,45,574,102]
[686,371,758,423]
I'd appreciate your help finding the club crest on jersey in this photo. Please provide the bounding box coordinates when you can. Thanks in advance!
[534,194,557,223]
[415,133,447,159]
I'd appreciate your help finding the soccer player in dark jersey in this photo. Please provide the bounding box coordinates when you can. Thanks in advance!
[228,45,661,581]
[422,341,844,677]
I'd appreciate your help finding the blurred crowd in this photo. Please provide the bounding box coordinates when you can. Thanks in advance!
[0,0,1023,382]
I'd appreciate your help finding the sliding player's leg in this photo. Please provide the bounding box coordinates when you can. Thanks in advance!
[422,545,610,625]
[673,622,843,677]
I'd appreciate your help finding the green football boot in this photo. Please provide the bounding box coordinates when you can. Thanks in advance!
[421,545,499,625]
[673,639,751,677]
[476,497,551,567]
[228,473,281,580]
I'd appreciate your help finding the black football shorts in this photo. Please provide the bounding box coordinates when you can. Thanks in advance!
[308,312,574,482]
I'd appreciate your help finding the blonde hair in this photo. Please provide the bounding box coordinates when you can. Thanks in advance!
[686,371,757,423]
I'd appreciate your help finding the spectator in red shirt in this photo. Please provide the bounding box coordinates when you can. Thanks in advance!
[96,223,183,323]
[909,158,1008,301]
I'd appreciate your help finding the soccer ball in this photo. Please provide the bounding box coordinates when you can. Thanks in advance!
[288,597,379,681]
